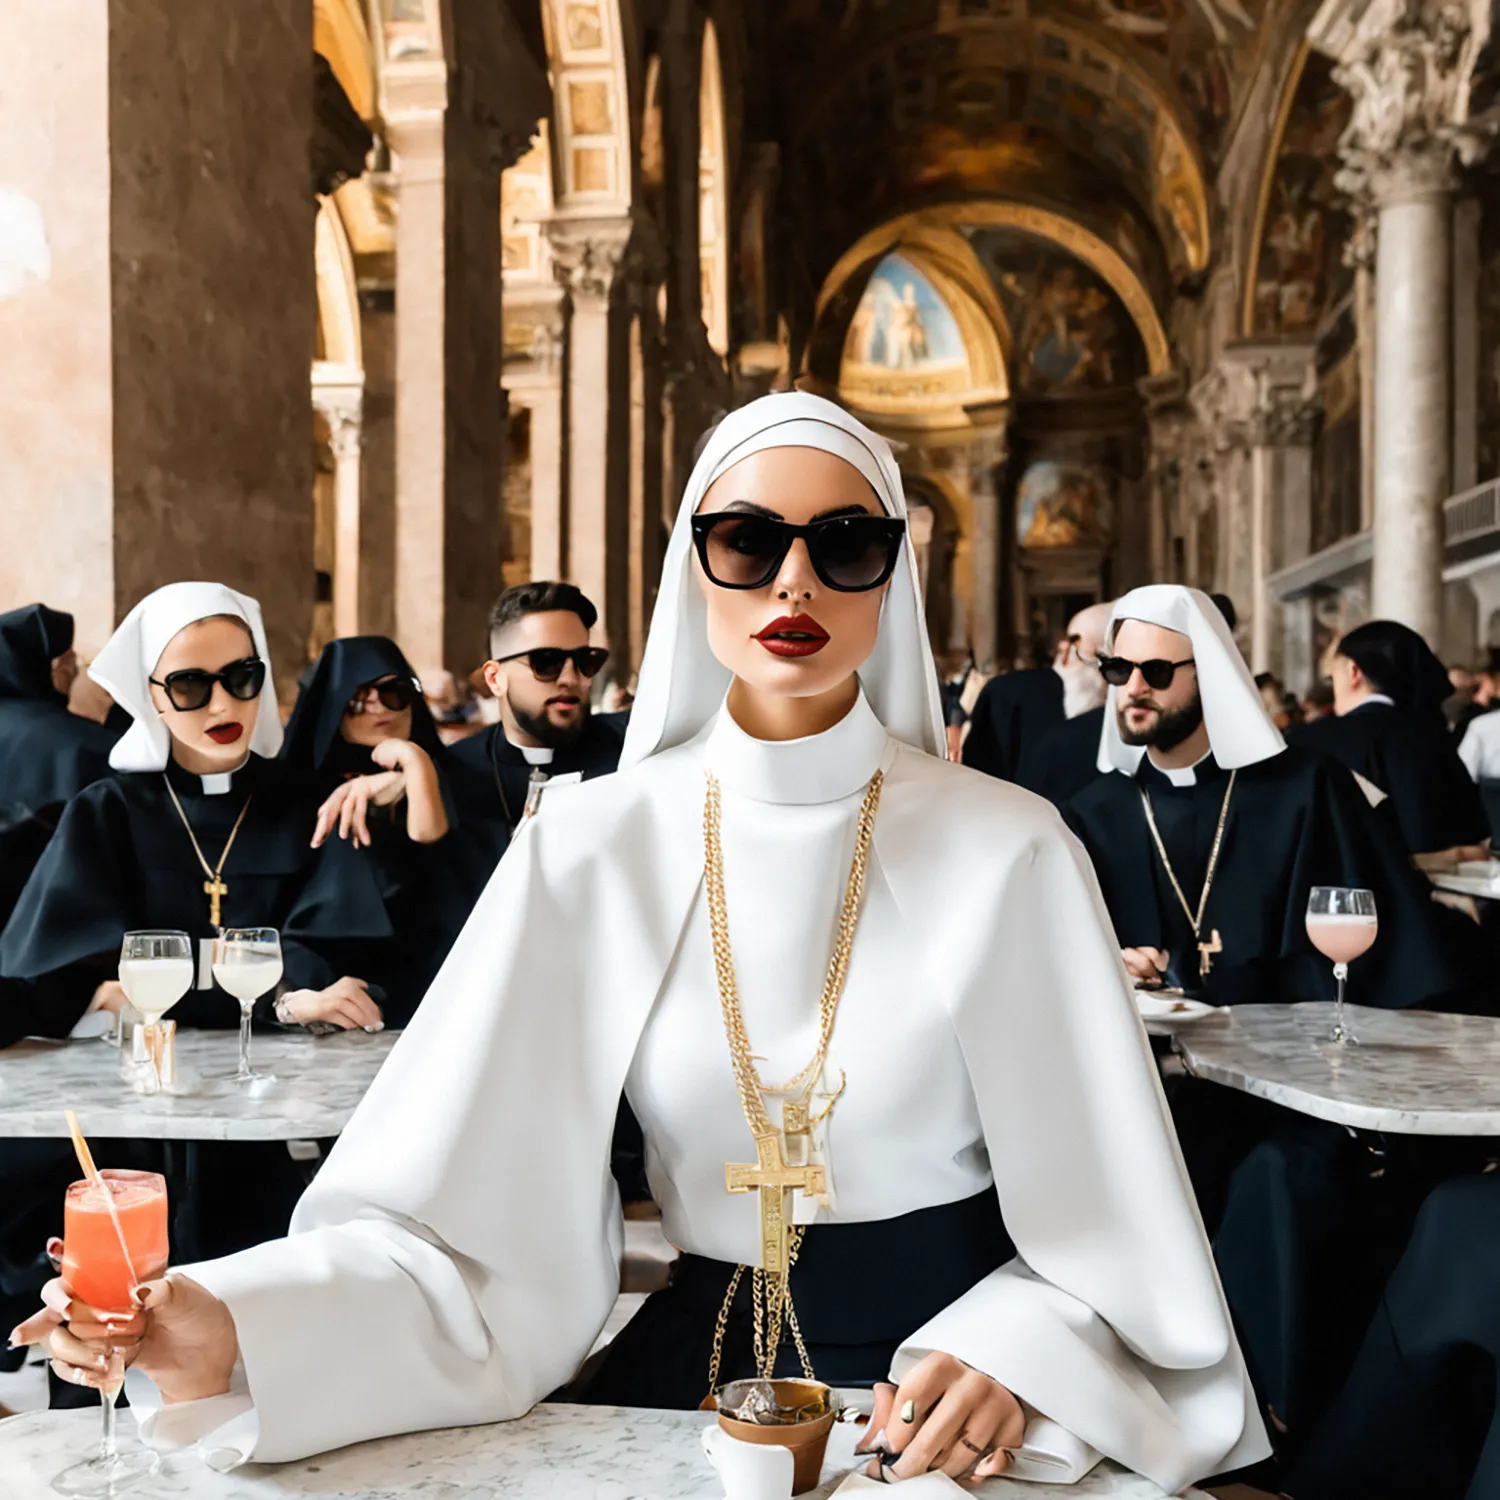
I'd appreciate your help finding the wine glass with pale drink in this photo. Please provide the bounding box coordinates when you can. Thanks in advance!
[1305,886,1378,1044]
[52,1169,169,1496]
[117,932,193,1092]
[213,927,283,1085]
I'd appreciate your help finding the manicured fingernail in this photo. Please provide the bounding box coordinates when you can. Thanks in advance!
[131,1285,151,1307]
[900,1400,916,1423]
[363,1026,376,1033]
[6,1329,24,1349]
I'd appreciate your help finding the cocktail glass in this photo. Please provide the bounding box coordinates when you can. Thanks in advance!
[117,932,193,1093]
[1306,886,1378,1044]
[52,1170,169,1496]
[212,928,283,1085]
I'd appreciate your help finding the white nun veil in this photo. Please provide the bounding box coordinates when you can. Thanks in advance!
[89,581,283,772]
[1097,583,1284,774]
[620,392,945,769]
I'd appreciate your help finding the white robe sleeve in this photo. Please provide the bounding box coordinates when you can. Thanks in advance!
[877,756,1269,1493]
[160,796,659,1464]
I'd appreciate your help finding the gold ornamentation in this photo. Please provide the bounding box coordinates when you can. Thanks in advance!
[702,768,883,1393]
[162,780,254,930]
[1138,768,1237,977]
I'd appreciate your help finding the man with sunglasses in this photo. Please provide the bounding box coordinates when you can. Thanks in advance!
[446,582,629,859]
[1059,586,1480,1456]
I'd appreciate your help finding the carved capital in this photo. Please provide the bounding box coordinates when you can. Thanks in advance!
[1328,0,1498,207]
[313,384,364,459]
[547,218,633,304]
[1254,390,1322,448]
[1190,363,1257,453]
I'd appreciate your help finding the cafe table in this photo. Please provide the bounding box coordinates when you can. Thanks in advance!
[1172,1002,1500,1134]
[0,1401,1201,1500]
[0,1030,399,1255]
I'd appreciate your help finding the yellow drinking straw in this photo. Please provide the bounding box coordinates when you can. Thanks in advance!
[65,1110,140,1295]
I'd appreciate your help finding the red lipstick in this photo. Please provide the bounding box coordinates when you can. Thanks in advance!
[207,723,244,745]
[754,615,830,659]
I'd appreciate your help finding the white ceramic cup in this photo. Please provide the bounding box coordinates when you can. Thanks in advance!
[701,1424,796,1500]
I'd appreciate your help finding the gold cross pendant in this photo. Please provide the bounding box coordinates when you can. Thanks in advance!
[203,876,227,929]
[726,1132,825,1277]
[1198,928,1223,977]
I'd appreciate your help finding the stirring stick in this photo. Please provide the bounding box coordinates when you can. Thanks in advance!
[65,1110,141,1304]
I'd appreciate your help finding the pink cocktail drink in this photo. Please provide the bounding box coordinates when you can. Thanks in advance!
[61,1172,169,1314]
[1305,913,1378,967]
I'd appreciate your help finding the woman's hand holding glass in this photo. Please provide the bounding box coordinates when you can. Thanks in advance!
[13,1273,240,1408]
[853,1352,1026,1483]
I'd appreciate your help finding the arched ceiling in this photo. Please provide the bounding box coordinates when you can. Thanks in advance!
[756,0,1276,293]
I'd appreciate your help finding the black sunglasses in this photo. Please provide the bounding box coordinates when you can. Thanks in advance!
[150,656,267,712]
[1098,655,1196,691]
[495,646,610,682]
[690,512,907,593]
[345,674,418,716]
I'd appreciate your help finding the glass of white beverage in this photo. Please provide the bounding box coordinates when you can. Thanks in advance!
[212,928,283,1085]
[1305,887,1378,1044]
[117,931,194,1093]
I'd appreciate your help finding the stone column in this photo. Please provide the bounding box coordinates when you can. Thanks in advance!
[0,0,315,682]
[357,286,398,639]
[966,434,1007,673]
[548,217,633,654]
[1220,344,1319,676]
[1191,362,1256,645]
[502,299,567,581]
[1138,370,1192,585]
[312,379,364,640]
[1315,0,1499,642]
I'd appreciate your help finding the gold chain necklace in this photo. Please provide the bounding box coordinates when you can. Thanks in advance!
[701,768,883,1398]
[1138,767,1236,977]
[162,778,254,930]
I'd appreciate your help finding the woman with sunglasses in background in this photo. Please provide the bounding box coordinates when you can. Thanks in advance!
[61,398,1265,1490]
[280,637,486,1025]
[0,584,392,1041]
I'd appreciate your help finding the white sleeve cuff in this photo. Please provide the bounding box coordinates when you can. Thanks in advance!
[138,1360,260,1470]
[1005,1416,1101,1485]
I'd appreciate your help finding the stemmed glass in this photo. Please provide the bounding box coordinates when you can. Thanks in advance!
[212,928,283,1085]
[1306,887,1378,1044]
[52,1170,169,1496]
[116,932,193,1093]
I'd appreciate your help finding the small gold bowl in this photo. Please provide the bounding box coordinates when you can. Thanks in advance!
[713,1379,836,1495]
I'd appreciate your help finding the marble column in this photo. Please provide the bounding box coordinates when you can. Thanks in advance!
[312,379,364,640]
[1191,362,1256,646]
[548,217,633,655]
[358,286,398,639]
[966,435,1007,673]
[1315,0,1499,642]
[0,0,315,683]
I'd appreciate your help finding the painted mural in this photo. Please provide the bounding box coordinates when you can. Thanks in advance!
[841,254,967,373]
[1253,53,1353,336]
[969,228,1143,394]
[1016,461,1112,549]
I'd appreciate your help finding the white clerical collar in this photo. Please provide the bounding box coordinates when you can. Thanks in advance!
[502,728,556,766]
[1356,693,1396,710]
[1145,746,1212,787]
[200,756,249,796]
[703,688,889,806]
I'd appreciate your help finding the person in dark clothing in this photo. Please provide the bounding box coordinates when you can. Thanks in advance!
[1290,619,1490,859]
[0,605,120,922]
[280,636,489,1026]
[1285,1173,1500,1500]
[446,582,629,864]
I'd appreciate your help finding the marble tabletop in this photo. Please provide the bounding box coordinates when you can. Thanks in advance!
[0,1402,1190,1500]
[1175,1002,1500,1134]
[0,1030,399,1141]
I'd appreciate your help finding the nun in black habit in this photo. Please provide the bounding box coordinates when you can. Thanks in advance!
[280,636,489,1025]
[0,605,120,926]
[1,583,391,1042]
[1289,619,1489,859]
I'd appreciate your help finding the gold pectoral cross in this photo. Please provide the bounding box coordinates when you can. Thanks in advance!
[726,1132,825,1277]
[1198,927,1223,977]
[204,876,227,929]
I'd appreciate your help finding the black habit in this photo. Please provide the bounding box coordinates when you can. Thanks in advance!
[1017,705,1105,808]
[1289,701,1489,856]
[960,667,1064,783]
[0,754,392,1044]
[280,637,491,1025]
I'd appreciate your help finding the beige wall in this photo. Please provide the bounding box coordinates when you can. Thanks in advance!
[0,0,115,653]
